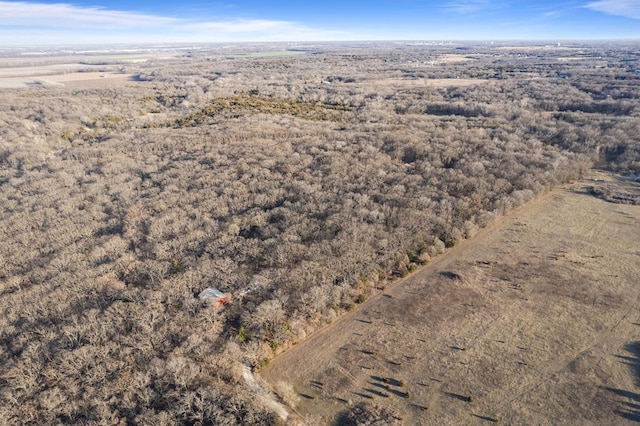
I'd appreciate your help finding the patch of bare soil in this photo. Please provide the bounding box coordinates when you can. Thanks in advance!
[261,171,640,425]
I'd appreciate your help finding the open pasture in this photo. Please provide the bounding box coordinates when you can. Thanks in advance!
[262,173,640,425]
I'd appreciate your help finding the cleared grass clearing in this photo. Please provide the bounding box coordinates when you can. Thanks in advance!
[38,72,137,88]
[261,172,640,425]
[439,54,475,63]
[425,78,490,87]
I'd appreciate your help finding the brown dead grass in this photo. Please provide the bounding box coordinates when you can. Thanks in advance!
[0,72,137,89]
[0,63,86,78]
[425,78,489,87]
[40,73,137,88]
[261,171,640,425]
[439,54,474,63]
[0,61,139,88]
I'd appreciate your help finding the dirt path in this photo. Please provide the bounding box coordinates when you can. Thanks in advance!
[261,172,640,425]
[242,366,291,422]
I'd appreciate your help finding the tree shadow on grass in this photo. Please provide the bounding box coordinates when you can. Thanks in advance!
[617,342,640,385]
[606,341,640,422]
[444,392,472,402]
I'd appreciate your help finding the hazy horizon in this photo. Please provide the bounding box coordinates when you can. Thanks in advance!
[1,0,639,46]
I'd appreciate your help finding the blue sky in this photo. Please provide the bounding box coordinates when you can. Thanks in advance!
[0,0,639,45]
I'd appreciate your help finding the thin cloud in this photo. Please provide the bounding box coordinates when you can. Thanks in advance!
[183,20,304,33]
[0,1,355,44]
[531,2,582,20]
[585,0,640,19]
[0,1,178,28]
[443,0,492,14]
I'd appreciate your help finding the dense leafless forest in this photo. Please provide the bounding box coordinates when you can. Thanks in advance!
[0,41,639,424]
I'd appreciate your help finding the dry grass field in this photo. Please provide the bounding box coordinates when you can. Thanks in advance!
[424,78,489,87]
[36,72,137,88]
[438,54,475,63]
[261,171,640,425]
[0,73,139,88]
[0,69,137,88]
[0,56,149,88]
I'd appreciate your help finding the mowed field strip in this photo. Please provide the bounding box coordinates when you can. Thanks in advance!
[261,173,640,425]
